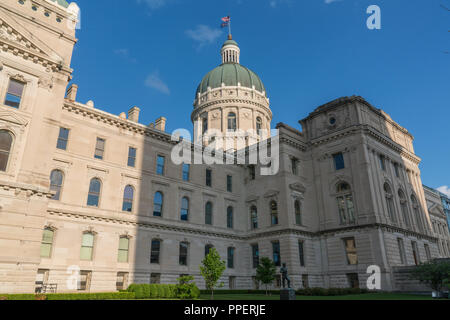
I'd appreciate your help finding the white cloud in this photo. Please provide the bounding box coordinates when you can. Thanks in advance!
[437,186,450,198]
[185,25,223,49]
[114,48,137,63]
[145,71,170,95]
[324,0,343,3]
[136,0,169,10]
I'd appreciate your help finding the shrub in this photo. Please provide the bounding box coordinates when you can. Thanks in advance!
[45,292,135,300]
[175,276,200,299]
[126,284,178,299]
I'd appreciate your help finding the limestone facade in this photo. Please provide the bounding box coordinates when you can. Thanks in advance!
[0,0,448,294]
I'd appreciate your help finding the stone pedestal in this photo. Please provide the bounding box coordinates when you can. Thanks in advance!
[280,288,296,300]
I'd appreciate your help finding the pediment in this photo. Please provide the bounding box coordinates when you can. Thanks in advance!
[263,190,279,198]
[289,182,306,193]
[245,195,259,203]
[0,110,28,126]
[0,8,62,63]
[428,203,444,216]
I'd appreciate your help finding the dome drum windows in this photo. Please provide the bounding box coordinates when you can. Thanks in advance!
[227,112,237,132]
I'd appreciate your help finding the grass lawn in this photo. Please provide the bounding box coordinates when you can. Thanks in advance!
[199,293,435,300]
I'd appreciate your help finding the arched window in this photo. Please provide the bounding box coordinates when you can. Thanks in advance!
[411,195,424,233]
[205,201,213,225]
[336,182,355,224]
[80,232,95,261]
[87,178,101,207]
[398,190,411,227]
[202,117,208,134]
[384,183,396,222]
[40,227,54,258]
[270,201,278,225]
[0,130,13,172]
[50,169,64,201]
[250,206,258,229]
[122,185,134,212]
[153,191,163,217]
[294,200,302,225]
[181,197,189,221]
[256,117,262,136]
[227,112,237,131]
[205,244,213,257]
[227,206,234,229]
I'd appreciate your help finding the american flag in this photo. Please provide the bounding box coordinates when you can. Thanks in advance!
[221,16,230,22]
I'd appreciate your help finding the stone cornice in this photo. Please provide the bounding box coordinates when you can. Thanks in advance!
[62,101,176,145]
[0,179,52,198]
[46,209,437,243]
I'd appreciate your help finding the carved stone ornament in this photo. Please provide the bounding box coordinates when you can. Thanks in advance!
[38,77,54,91]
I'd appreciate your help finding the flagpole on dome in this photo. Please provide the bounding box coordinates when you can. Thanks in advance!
[228,16,232,39]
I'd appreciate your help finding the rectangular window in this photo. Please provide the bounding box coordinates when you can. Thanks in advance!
[333,153,345,170]
[347,273,359,289]
[249,165,256,180]
[35,269,49,291]
[156,155,165,175]
[78,271,92,291]
[298,241,305,267]
[150,273,161,284]
[394,163,400,177]
[412,241,420,265]
[252,244,259,268]
[344,237,358,265]
[424,244,431,261]
[206,169,212,187]
[227,175,232,192]
[272,241,281,267]
[116,272,128,291]
[40,229,54,258]
[397,238,406,265]
[118,237,129,263]
[379,155,386,171]
[179,242,188,266]
[94,137,105,160]
[302,274,309,288]
[229,276,236,289]
[227,247,235,269]
[56,127,70,150]
[128,147,137,167]
[4,79,25,108]
[182,163,190,181]
[80,233,94,261]
[291,157,298,175]
[150,240,161,264]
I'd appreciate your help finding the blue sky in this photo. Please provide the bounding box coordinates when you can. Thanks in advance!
[70,0,450,193]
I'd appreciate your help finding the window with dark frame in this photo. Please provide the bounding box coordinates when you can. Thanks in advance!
[50,170,63,201]
[206,169,212,187]
[333,152,345,170]
[227,175,232,192]
[127,147,136,167]
[87,178,101,207]
[179,242,188,266]
[227,206,234,229]
[56,127,69,150]
[180,197,189,221]
[153,192,163,217]
[227,247,235,268]
[150,239,161,264]
[0,130,12,172]
[252,244,259,268]
[94,137,105,160]
[4,79,25,108]
[156,155,165,175]
[298,241,305,267]
[272,241,281,267]
[182,163,190,181]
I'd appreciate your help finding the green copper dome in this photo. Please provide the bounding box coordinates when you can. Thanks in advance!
[222,39,238,47]
[50,0,70,8]
[196,63,266,98]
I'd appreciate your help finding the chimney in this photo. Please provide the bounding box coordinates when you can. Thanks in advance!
[128,106,140,123]
[66,84,78,101]
[155,117,166,132]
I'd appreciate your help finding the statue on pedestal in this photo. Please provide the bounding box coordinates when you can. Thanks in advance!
[280,263,291,289]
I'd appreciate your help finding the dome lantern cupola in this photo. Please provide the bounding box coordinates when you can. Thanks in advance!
[221,35,240,64]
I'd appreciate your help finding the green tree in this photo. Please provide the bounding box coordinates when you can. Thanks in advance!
[255,257,277,295]
[199,248,226,300]
[410,259,450,295]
